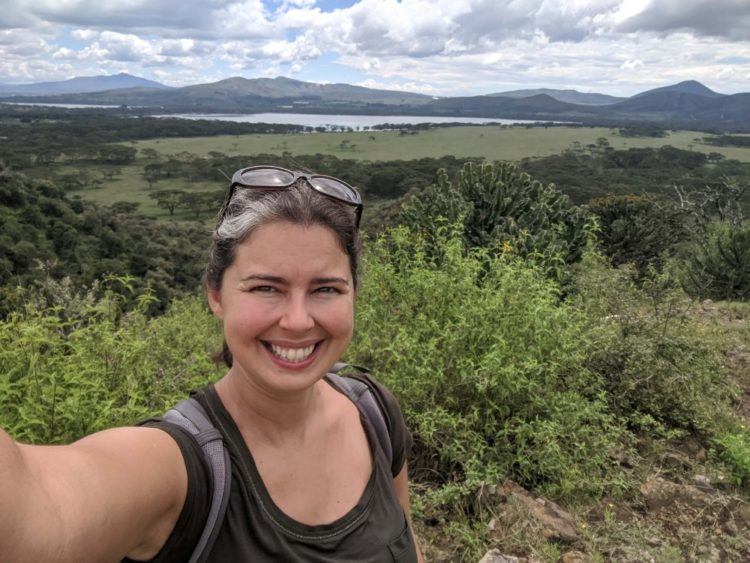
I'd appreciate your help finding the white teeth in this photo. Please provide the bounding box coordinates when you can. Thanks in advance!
[269,343,315,363]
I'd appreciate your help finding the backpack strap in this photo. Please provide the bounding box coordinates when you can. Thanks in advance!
[163,398,232,563]
[327,364,393,468]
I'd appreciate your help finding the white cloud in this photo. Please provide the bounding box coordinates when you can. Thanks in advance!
[619,0,750,41]
[356,78,439,95]
[0,1,749,96]
[620,59,644,70]
[72,28,98,40]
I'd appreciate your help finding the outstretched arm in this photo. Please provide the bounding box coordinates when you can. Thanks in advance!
[1,425,187,562]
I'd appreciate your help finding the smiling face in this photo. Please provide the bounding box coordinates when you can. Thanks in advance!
[208,221,355,395]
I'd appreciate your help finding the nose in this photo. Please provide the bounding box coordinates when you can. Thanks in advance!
[278,293,315,333]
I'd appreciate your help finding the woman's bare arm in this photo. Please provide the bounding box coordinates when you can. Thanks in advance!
[1,425,187,562]
[394,462,425,563]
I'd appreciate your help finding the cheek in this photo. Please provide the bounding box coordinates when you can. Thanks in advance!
[222,302,277,340]
[325,301,355,337]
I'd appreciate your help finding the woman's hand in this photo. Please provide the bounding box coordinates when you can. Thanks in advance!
[0,426,187,562]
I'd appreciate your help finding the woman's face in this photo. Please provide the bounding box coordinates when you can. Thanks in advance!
[208,221,355,395]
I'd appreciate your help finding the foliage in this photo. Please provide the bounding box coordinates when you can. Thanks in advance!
[520,146,750,206]
[715,431,750,489]
[350,226,622,500]
[617,126,668,138]
[678,221,750,301]
[704,135,750,148]
[587,194,688,274]
[400,161,592,280]
[149,189,186,215]
[0,281,222,444]
[573,251,736,435]
[0,168,208,315]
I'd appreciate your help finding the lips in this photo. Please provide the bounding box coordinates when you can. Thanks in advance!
[262,340,322,367]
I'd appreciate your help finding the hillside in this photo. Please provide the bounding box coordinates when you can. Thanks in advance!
[423,93,585,118]
[599,91,750,129]
[0,73,168,96]
[1,76,748,131]
[489,88,624,105]
[633,80,724,99]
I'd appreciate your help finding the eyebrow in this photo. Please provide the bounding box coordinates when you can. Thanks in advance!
[240,274,350,285]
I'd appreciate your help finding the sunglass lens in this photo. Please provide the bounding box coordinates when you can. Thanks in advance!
[309,177,359,202]
[241,168,295,186]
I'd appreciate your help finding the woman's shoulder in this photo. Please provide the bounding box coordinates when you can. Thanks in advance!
[336,371,413,477]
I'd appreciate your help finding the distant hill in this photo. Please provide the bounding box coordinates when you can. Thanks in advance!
[424,94,585,118]
[610,91,720,115]
[1,76,748,131]
[632,80,724,99]
[180,76,434,105]
[0,73,168,96]
[488,88,624,106]
[0,76,433,109]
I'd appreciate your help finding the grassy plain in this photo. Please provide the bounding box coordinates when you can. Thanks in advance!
[128,126,750,162]
[32,125,750,220]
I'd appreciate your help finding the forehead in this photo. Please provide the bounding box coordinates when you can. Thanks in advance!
[232,222,350,279]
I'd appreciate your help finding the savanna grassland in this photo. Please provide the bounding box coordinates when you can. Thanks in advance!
[19,124,750,220]
[129,125,750,162]
[2,108,750,561]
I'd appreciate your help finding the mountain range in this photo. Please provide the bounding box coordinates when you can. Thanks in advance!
[0,75,747,131]
[0,72,167,96]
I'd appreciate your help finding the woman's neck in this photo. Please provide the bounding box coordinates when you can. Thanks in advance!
[214,369,329,446]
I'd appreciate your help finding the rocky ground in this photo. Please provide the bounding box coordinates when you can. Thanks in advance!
[414,301,750,562]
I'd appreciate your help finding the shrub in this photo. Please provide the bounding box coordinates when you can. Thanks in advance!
[0,286,221,444]
[679,221,750,301]
[400,161,592,280]
[349,226,622,500]
[573,251,736,436]
[715,431,750,489]
[587,195,688,274]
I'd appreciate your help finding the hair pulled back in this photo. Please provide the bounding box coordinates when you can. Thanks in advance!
[205,180,362,367]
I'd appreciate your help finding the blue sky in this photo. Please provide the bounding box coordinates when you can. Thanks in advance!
[1,0,749,96]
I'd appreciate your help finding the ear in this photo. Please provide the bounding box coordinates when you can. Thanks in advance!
[207,286,224,319]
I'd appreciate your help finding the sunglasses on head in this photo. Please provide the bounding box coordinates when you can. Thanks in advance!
[219,165,363,228]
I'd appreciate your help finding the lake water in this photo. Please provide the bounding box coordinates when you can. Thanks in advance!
[1,102,550,128]
[153,112,542,129]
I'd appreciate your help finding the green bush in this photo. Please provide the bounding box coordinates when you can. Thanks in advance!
[587,195,688,275]
[400,162,592,280]
[0,285,221,444]
[715,431,750,489]
[573,251,735,436]
[350,226,622,500]
[679,221,750,301]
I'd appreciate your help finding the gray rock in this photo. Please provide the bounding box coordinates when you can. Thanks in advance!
[478,549,522,563]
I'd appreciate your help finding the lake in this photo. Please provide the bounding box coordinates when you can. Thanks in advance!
[1,102,551,128]
[153,112,544,129]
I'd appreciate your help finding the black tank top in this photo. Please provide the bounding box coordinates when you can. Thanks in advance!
[129,375,416,562]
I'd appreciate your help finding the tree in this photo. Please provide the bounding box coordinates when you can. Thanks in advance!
[401,162,591,279]
[588,195,688,274]
[97,145,137,165]
[142,164,163,188]
[140,148,160,160]
[178,191,218,219]
[110,201,141,214]
[149,190,186,215]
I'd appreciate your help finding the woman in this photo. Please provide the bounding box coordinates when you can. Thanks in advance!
[0,166,423,562]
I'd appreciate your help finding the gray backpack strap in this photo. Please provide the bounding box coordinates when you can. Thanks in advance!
[327,370,393,468]
[164,398,232,563]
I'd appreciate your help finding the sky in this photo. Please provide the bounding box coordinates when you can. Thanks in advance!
[0,0,749,97]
